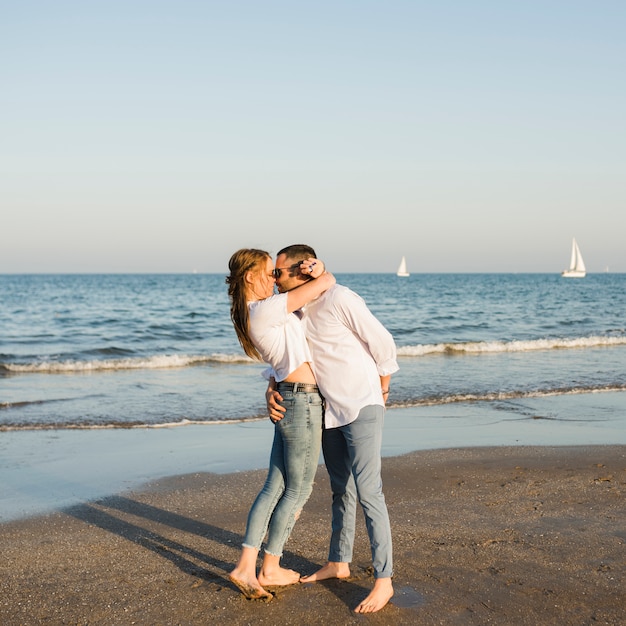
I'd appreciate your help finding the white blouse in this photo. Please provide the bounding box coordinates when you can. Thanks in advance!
[247,292,312,382]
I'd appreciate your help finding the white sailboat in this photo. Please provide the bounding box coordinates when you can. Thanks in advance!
[561,238,586,278]
[396,256,410,277]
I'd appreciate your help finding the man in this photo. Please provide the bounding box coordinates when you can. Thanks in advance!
[267,244,399,613]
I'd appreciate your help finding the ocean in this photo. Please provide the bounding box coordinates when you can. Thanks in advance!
[2,272,625,432]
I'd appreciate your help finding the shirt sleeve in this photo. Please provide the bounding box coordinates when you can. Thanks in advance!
[261,366,276,381]
[248,293,289,331]
[332,289,399,376]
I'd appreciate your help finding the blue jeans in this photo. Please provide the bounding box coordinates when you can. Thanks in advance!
[243,388,323,556]
[322,404,393,578]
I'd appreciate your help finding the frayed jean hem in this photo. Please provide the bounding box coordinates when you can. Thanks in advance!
[263,548,283,557]
[241,542,284,558]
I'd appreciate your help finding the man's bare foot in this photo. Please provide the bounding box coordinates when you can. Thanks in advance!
[300,561,351,583]
[228,571,273,601]
[257,566,301,587]
[354,577,394,613]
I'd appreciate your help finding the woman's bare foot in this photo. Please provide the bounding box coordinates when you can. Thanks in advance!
[228,570,273,600]
[300,561,351,583]
[257,566,301,587]
[354,577,394,613]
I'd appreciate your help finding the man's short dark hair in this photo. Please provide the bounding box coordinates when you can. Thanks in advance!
[277,244,317,259]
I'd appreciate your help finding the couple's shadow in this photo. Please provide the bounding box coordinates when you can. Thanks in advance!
[64,494,369,607]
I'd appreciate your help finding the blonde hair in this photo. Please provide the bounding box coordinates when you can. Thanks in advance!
[225,248,271,360]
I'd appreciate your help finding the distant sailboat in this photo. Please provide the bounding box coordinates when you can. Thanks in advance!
[561,238,586,278]
[396,256,410,277]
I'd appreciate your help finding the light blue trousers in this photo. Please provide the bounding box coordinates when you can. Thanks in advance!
[242,388,323,556]
[322,404,393,579]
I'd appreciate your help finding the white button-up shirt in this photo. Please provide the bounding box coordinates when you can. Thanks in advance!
[302,284,399,428]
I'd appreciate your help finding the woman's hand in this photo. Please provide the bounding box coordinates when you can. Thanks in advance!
[299,257,325,279]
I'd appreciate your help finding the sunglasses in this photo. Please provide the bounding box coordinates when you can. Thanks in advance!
[273,261,304,280]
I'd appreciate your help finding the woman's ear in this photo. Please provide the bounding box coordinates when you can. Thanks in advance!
[244,270,255,286]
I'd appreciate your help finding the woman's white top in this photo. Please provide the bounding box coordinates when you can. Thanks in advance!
[247,292,311,382]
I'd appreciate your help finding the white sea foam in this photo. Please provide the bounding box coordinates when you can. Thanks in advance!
[4,383,625,431]
[389,383,626,409]
[0,415,266,431]
[4,335,625,374]
[1,352,252,373]
[397,335,626,357]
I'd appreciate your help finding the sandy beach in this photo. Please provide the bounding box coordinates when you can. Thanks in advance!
[1,444,624,625]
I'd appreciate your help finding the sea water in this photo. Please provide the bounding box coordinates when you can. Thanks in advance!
[2,272,625,431]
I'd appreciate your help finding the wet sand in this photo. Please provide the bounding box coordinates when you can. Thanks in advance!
[1,445,625,625]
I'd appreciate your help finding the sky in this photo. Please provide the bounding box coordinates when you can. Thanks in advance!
[2,1,624,274]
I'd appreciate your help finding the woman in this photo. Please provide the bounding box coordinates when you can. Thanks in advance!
[225,248,335,600]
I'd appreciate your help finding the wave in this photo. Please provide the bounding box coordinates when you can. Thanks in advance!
[2,334,625,375]
[0,352,252,374]
[0,415,266,432]
[3,383,625,431]
[388,382,626,409]
[1,399,46,410]
[397,335,626,357]
[0,395,103,411]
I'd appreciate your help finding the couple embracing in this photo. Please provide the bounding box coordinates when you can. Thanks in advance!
[225,243,398,614]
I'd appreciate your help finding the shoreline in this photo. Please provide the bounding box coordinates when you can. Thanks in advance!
[2,391,626,523]
[2,445,624,625]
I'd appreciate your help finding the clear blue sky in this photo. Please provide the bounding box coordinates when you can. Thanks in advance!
[2,1,624,273]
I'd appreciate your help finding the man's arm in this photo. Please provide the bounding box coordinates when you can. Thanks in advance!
[336,290,399,377]
[265,376,286,422]
[380,374,391,404]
